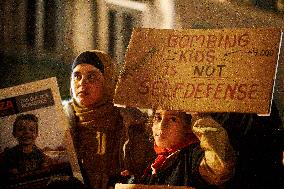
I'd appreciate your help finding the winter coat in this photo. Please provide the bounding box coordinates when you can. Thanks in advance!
[63,100,155,189]
[140,115,236,189]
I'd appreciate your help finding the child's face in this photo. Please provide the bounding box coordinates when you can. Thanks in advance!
[13,120,38,146]
[152,110,189,149]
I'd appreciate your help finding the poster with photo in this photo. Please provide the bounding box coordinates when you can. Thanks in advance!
[0,77,82,188]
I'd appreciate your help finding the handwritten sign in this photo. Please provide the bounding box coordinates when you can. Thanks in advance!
[114,28,282,114]
[115,184,193,189]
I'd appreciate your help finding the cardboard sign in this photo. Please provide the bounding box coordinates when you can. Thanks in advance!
[114,28,282,114]
[115,184,193,189]
[0,78,83,188]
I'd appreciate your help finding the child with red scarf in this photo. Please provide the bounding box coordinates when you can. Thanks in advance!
[122,110,235,189]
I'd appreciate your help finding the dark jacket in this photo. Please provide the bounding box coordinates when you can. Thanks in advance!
[0,145,48,175]
[141,143,218,189]
[134,115,235,189]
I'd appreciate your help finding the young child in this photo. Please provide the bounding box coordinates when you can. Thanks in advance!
[137,110,236,189]
[0,114,50,176]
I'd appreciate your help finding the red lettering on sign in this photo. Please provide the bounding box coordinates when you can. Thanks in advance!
[224,83,238,99]
[168,34,179,47]
[194,83,205,98]
[173,83,185,98]
[0,100,14,110]
[184,83,195,98]
[236,84,247,100]
[138,79,260,101]
[167,33,250,49]
[207,35,217,48]
[213,83,224,99]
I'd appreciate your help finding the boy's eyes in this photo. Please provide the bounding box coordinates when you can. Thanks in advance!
[16,127,36,132]
[73,73,82,80]
[153,115,178,122]
[87,74,96,81]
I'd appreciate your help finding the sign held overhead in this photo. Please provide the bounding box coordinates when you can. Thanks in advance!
[114,27,282,114]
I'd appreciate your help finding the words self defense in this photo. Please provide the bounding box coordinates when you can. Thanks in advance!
[137,32,267,101]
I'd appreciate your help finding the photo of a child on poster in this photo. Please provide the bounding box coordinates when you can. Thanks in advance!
[1,113,54,176]
[0,78,83,189]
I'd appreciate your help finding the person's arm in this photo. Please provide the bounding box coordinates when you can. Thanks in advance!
[191,113,236,185]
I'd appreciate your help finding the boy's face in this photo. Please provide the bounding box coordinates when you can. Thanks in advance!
[71,63,105,107]
[13,120,38,146]
[152,110,189,149]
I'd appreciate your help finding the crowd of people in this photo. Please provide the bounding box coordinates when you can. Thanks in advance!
[0,50,283,189]
[62,50,283,189]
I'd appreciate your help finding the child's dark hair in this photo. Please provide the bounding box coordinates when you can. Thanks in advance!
[146,110,192,142]
[13,114,39,134]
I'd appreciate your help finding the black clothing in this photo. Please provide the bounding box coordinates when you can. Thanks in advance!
[141,143,218,189]
[1,145,47,174]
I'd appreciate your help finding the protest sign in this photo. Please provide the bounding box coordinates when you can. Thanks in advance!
[114,28,282,114]
[0,77,82,188]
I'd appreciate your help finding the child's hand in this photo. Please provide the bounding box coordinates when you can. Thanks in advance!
[187,112,211,124]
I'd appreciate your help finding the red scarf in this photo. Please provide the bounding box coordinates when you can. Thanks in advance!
[151,133,199,175]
